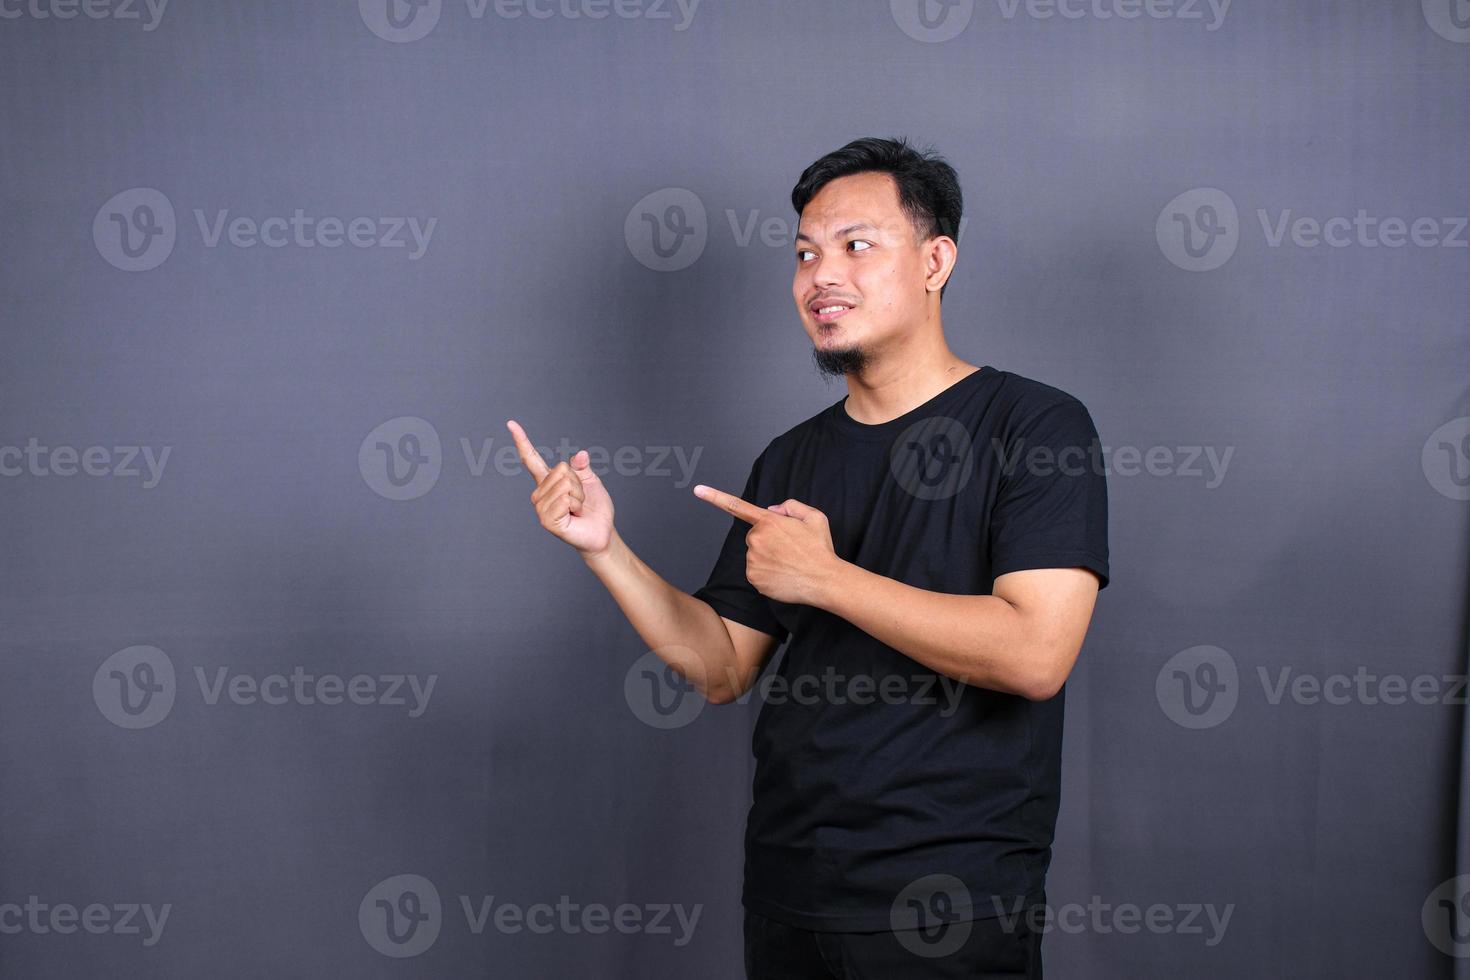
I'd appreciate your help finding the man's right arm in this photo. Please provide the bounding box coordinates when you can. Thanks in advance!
[583,527,778,704]
[506,418,777,705]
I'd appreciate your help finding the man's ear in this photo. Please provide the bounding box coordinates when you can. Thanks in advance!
[925,235,958,293]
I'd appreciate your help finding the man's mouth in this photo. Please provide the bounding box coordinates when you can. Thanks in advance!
[811,302,855,323]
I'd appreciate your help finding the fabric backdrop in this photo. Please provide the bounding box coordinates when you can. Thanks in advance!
[1,2,1467,977]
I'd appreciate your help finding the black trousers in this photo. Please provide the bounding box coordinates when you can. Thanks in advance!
[743,908,1043,979]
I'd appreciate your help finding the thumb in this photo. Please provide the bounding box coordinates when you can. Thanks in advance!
[774,497,823,521]
[570,449,601,481]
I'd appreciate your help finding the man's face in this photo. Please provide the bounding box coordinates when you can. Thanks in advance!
[792,171,936,377]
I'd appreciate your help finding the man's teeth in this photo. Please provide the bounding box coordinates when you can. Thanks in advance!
[818,305,849,314]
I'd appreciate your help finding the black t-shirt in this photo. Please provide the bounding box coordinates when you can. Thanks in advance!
[692,364,1110,932]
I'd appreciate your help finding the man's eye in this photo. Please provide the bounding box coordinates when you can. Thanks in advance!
[797,249,815,262]
[849,240,872,252]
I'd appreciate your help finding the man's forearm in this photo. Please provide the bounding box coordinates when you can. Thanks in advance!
[811,559,1055,700]
[581,528,745,701]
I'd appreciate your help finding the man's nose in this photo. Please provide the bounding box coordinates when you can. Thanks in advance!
[812,252,845,287]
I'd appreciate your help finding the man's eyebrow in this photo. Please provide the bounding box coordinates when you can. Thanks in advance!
[794,222,877,244]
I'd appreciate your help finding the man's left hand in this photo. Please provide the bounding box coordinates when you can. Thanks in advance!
[693,485,845,606]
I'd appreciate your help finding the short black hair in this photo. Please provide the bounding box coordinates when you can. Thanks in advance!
[790,136,963,299]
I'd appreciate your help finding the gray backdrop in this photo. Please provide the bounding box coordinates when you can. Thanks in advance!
[2,1,1468,977]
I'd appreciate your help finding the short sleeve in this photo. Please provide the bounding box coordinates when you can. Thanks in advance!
[691,449,791,642]
[988,396,1110,590]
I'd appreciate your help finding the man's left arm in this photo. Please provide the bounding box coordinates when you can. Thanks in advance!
[687,487,1101,700]
[693,395,1109,701]
[810,563,1100,701]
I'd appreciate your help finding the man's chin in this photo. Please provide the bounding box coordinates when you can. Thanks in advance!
[812,342,869,379]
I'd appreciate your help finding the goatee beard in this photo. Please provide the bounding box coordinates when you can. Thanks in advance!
[812,342,870,379]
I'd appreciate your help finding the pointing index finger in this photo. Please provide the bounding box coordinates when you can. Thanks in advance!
[693,484,770,526]
[505,419,551,482]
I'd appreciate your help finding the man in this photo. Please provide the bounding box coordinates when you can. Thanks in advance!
[508,136,1109,978]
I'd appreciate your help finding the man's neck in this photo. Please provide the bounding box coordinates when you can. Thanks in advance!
[843,356,981,425]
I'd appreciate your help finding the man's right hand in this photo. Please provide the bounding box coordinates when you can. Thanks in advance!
[507,419,615,558]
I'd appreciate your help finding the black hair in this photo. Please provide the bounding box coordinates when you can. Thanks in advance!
[790,136,963,298]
